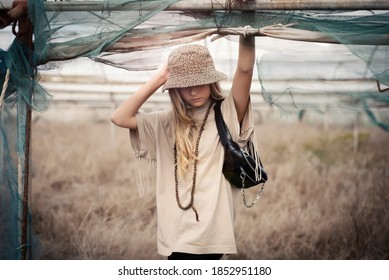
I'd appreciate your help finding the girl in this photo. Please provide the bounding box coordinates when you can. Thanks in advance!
[111,34,256,260]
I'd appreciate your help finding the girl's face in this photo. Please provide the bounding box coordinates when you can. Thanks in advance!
[178,84,211,108]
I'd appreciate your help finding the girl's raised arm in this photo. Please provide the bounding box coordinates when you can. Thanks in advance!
[110,64,169,129]
[231,35,256,123]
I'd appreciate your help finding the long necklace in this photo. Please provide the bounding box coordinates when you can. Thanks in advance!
[174,101,213,222]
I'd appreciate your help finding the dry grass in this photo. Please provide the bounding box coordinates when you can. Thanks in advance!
[30,115,389,260]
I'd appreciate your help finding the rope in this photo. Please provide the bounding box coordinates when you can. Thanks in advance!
[0,69,10,109]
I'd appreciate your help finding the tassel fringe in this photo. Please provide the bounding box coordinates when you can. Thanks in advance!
[134,156,156,198]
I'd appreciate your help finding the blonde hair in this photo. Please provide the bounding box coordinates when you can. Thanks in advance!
[169,83,224,176]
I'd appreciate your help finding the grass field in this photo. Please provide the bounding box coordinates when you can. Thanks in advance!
[30,113,389,260]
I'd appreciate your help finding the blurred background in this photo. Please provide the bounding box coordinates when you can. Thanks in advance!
[1,4,388,260]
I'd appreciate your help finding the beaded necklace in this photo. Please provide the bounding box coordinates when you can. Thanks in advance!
[174,101,213,222]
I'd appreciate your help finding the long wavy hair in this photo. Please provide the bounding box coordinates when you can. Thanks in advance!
[169,82,224,176]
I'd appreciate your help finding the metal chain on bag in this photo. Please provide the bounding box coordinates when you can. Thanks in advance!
[240,168,265,208]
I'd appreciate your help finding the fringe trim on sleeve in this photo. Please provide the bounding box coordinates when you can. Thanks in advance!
[249,131,264,182]
[134,156,157,198]
[240,126,265,183]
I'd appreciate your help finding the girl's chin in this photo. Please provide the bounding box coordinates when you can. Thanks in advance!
[190,98,211,108]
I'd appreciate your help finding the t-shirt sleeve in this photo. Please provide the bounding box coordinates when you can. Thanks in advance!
[129,110,173,161]
[221,94,255,147]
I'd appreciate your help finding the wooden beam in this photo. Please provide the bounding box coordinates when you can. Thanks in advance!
[37,0,389,12]
[2,0,389,11]
[169,0,389,11]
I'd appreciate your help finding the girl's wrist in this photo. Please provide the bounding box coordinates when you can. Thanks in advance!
[153,64,169,87]
[240,34,255,46]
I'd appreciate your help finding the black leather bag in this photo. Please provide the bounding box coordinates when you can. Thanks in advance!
[214,101,268,189]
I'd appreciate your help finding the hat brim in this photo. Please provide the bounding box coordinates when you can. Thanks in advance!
[162,70,227,92]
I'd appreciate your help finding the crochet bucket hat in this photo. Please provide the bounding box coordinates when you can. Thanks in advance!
[162,44,227,91]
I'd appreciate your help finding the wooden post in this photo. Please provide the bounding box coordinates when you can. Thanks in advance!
[16,11,33,261]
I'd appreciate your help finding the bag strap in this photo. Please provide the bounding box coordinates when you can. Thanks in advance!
[214,100,266,169]
[214,101,232,147]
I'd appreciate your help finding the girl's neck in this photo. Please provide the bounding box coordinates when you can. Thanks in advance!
[188,99,212,122]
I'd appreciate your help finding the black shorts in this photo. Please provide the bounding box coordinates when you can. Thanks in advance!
[168,252,223,260]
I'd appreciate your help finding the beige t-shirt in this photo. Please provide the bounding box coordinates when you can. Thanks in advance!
[130,94,255,256]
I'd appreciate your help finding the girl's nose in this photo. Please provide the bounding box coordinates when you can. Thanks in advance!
[189,86,201,96]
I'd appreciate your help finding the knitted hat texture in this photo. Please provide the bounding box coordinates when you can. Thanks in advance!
[162,44,227,91]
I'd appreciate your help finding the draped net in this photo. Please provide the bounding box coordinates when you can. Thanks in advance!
[0,0,388,259]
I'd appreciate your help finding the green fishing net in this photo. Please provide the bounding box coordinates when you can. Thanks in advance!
[1,0,388,259]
